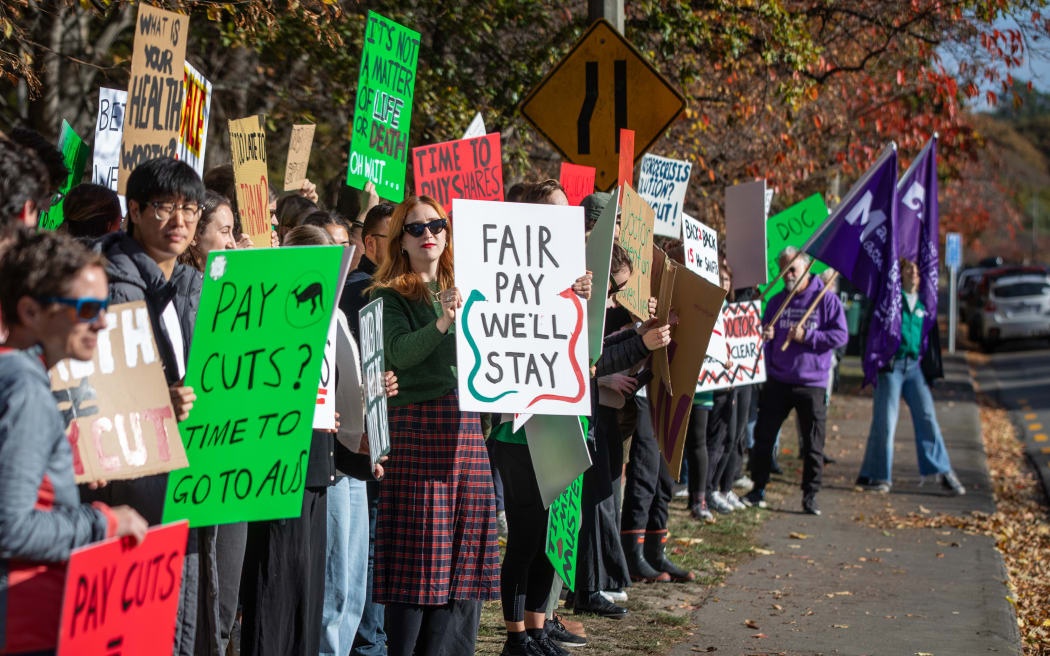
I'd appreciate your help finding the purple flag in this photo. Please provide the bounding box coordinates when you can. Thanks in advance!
[897,136,938,358]
[804,145,901,385]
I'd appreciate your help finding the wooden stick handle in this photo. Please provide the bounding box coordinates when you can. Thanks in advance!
[757,249,806,302]
[762,259,814,331]
[780,271,839,351]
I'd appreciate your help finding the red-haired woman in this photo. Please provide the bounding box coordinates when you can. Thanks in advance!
[368,196,499,656]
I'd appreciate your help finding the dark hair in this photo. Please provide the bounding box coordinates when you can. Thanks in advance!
[300,210,349,233]
[9,127,67,195]
[61,183,122,239]
[0,138,50,226]
[506,182,532,203]
[179,191,232,271]
[276,193,318,233]
[521,179,566,205]
[126,158,206,210]
[363,203,395,238]
[610,242,632,275]
[0,228,106,326]
[283,224,335,246]
[202,164,240,237]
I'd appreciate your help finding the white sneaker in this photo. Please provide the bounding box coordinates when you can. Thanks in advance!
[725,491,747,510]
[600,589,628,603]
[732,476,754,494]
[707,491,734,514]
[497,510,508,537]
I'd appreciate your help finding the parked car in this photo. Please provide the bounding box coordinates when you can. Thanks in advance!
[957,267,986,322]
[967,270,1050,351]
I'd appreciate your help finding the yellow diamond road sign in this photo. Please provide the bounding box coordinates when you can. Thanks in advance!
[520,19,686,191]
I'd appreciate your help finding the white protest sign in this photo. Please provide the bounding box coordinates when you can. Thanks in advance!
[461,112,486,140]
[682,213,719,285]
[637,153,691,238]
[453,199,590,415]
[93,88,127,211]
[313,248,354,430]
[696,301,767,392]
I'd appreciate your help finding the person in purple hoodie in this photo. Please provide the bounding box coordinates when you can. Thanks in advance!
[743,247,848,515]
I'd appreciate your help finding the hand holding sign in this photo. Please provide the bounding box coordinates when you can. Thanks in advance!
[436,287,462,333]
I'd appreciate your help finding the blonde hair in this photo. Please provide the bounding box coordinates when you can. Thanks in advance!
[368,196,454,302]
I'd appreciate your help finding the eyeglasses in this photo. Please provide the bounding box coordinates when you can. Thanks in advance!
[402,218,448,238]
[149,201,202,221]
[37,296,109,322]
[608,276,627,298]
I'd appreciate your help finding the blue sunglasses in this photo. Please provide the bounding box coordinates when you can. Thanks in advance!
[37,296,109,322]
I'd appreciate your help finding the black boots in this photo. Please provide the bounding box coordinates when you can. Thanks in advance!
[621,531,671,583]
[644,529,695,582]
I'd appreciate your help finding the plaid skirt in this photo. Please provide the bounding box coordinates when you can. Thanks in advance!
[374,391,500,605]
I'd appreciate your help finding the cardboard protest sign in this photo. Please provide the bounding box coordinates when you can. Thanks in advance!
[92,88,127,199]
[453,199,590,416]
[163,246,348,527]
[412,133,504,212]
[585,188,618,363]
[461,111,486,139]
[725,179,768,289]
[284,124,316,191]
[617,128,635,189]
[560,162,596,207]
[346,11,420,202]
[762,193,829,298]
[696,301,767,392]
[228,115,271,249]
[545,473,582,591]
[637,154,691,238]
[39,120,89,231]
[615,184,655,320]
[119,3,189,194]
[682,213,719,285]
[57,521,188,656]
[50,301,188,482]
[647,263,726,478]
[525,414,591,508]
[177,61,211,178]
[358,298,391,465]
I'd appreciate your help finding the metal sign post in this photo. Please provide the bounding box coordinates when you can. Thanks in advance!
[946,232,962,354]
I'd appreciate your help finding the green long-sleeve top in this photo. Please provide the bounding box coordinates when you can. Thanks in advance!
[371,282,457,407]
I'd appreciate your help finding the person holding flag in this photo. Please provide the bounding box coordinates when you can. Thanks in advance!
[856,137,966,496]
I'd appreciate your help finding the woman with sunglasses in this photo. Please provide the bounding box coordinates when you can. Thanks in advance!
[367,196,500,656]
[0,229,149,653]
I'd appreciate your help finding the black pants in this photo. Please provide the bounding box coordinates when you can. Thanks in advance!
[622,396,672,533]
[576,410,631,594]
[240,486,328,656]
[724,385,754,486]
[385,599,482,656]
[196,522,247,655]
[684,404,709,499]
[751,379,827,498]
[491,440,554,622]
[704,391,735,495]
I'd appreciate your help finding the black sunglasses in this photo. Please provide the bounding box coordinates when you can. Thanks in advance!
[402,218,447,238]
[37,296,109,322]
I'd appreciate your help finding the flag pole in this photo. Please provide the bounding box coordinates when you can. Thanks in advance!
[762,258,814,332]
[755,249,805,302]
[779,271,840,351]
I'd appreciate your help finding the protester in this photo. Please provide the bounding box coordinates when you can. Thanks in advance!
[0,137,50,229]
[60,183,123,240]
[201,164,281,248]
[0,228,148,653]
[178,190,235,271]
[275,192,319,242]
[683,390,715,521]
[368,195,500,656]
[349,218,366,269]
[745,247,848,515]
[856,258,965,495]
[506,182,532,203]
[8,127,67,199]
[299,210,352,247]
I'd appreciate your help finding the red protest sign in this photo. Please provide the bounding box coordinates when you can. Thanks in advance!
[57,521,189,656]
[412,133,504,212]
[559,162,596,206]
[617,128,635,189]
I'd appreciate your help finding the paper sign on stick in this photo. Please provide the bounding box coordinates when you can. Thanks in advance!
[453,199,590,416]
[560,162,596,207]
[696,301,767,392]
[762,193,829,298]
[682,213,719,286]
[50,301,188,482]
[546,473,582,591]
[57,521,189,656]
[412,133,504,211]
[461,112,486,139]
[39,121,89,231]
[615,184,655,320]
[163,246,347,527]
[617,129,635,189]
[724,180,768,289]
[284,124,316,191]
[359,298,391,465]
[228,115,271,249]
[525,414,591,508]
[177,62,211,178]
[585,188,618,363]
[119,3,188,194]
[637,153,691,238]
[346,11,420,202]
[93,88,127,211]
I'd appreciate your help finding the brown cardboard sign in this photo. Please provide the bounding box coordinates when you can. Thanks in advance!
[284,124,316,191]
[229,115,271,248]
[118,3,189,194]
[51,301,188,483]
[616,183,655,321]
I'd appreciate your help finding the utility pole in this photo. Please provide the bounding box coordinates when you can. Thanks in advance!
[588,0,624,32]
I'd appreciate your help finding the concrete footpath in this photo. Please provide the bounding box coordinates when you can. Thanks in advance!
[672,355,1022,656]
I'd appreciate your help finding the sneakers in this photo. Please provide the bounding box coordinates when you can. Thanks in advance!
[573,591,629,619]
[501,636,547,656]
[690,498,715,521]
[802,496,822,516]
[742,490,767,509]
[672,483,689,498]
[545,615,588,648]
[724,491,747,510]
[600,588,628,603]
[855,476,891,493]
[733,475,755,494]
[497,510,509,537]
[707,491,734,514]
[529,631,570,656]
[938,471,967,496]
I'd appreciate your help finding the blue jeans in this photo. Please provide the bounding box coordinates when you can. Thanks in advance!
[352,481,387,655]
[859,358,953,484]
[321,477,370,655]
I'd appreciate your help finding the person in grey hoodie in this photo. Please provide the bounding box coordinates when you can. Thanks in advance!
[744,247,848,516]
[0,228,148,654]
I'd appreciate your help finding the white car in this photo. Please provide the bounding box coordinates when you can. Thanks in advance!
[971,274,1050,349]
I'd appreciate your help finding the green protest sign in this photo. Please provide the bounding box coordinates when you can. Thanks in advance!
[39,120,89,231]
[346,11,420,203]
[163,246,346,527]
[545,473,582,591]
[760,193,829,298]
